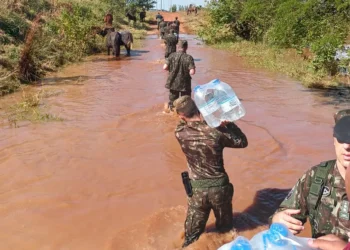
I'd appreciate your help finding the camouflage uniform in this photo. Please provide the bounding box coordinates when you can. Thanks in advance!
[174,19,180,34]
[159,20,167,39]
[156,14,163,30]
[271,160,350,241]
[164,33,178,59]
[175,120,248,247]
[165,51,195,109]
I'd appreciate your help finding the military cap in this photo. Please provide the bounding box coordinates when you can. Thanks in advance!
[173,95,194,111]
[333,116,350,143]
[334,109,350,123]
[179,40,188,48]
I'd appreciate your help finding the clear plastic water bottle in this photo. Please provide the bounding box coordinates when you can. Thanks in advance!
[218,236,252,250]
[210,79,246,121]
[193,79,245,128]
[193,85,223,128]
[249,223,313,250]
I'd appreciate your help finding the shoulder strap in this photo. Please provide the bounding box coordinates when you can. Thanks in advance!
[308,160,335,210]
[308,160,336,237]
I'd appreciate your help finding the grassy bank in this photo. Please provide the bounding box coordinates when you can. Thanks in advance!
[0,0,149,97]
[0,0,150,126]
[183,8,350,89]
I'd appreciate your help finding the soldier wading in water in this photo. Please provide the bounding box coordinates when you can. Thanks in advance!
[173,96,248,247]
[271,109,350,241]
[163,40,195,112]
[163,29,178,59]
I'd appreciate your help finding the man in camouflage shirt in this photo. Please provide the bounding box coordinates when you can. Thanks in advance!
[271,112,350,241]
[156,12,163,30]
[174,17,180,38]
[173,96,248,247]
[163,29,178,59]
[159,19,167,39]
[163,40,195,112]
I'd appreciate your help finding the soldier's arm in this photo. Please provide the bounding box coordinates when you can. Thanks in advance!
[163,57,170,71]
[217,122,248,148]
[189,56,195,75]
[269,171,312,232]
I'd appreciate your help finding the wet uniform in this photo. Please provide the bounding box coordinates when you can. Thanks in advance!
[159,20,167,39]
[272,160,350,241]
[164,33,178,58]
[165,51,195,109]
[175,121,248,247]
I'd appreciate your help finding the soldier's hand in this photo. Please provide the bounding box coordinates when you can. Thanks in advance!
[271,209,304,234]
[308,234,347,250]
[220,121,230,127]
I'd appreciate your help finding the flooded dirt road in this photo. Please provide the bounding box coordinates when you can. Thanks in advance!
[0,11,350,250]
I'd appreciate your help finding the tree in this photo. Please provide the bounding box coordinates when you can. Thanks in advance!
[126,0,156,10]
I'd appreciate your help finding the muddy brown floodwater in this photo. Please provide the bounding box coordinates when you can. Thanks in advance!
[0,11,350,250]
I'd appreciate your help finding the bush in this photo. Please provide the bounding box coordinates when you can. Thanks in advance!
[310,34,343,75]
[201,0,350,76]
[0,10,30,43]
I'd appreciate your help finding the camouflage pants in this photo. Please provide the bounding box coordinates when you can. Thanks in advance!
[183,183,234,248]
[169,89,191,110]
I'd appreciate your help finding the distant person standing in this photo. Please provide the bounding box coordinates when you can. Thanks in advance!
[174,16,180,38]
[164,29,178,59]
[156,12,163,30]
[159,18,167,39]
[163,40,195,112]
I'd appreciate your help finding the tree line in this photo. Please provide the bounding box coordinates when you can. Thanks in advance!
[200,0,350,76]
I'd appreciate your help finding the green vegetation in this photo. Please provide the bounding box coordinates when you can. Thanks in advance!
[170,4,177,12]
[196,0,350,88]
[126,0,156,12]
[6,89,64,127]
[0,0,151,97]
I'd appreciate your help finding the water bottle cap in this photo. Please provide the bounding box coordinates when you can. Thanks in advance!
[267,223,289,246]
[193,85,201,92]
[211,79,220,85]
[230,237,252,250]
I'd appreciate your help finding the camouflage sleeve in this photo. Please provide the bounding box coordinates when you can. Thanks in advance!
[165,56,170,66]
[269,170,312,225]
[188,56,195,70]
[217,122,248,148]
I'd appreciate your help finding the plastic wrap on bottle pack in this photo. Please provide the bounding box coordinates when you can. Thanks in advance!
[218,223,315,250]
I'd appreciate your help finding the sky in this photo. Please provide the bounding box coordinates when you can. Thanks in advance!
[153,0,207,10]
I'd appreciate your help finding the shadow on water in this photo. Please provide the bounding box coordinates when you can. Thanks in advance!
[302,87,350,106]
[131,50,150,57]
[206,188,291,233]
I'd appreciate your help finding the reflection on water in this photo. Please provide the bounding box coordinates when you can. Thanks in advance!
[0,18,349,250]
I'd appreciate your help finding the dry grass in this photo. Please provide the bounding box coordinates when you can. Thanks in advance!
[181,10,208,34]
[6,89,63,127]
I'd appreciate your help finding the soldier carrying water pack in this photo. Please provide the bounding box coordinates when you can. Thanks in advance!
[173,96,248,247]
